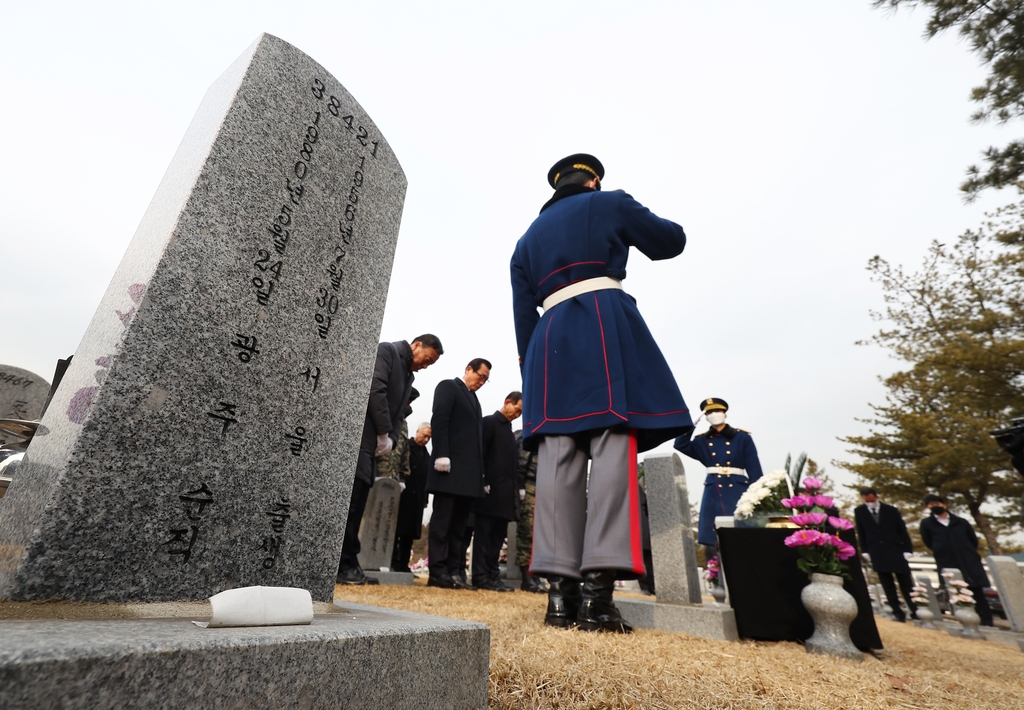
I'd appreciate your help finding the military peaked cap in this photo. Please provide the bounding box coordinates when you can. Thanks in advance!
[699,398,728,413]
[547,153,605,188]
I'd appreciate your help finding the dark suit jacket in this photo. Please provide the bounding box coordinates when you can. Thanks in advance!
[472,411,519,521]
[356,341,414,485]
[854,502,912,573]
[921,513,990,588]
[396,439,430,539]
[426,378,484,498]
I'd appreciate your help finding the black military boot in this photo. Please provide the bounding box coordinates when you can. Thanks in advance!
[520,567,548,593]
[577,570,633,633]
[544,576,582,628]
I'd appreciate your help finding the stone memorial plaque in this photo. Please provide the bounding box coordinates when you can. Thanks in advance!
[0,366,50,445]
[503,521,520,580]
[987,556,1024,632]
[358,477,402,572]
[0,33,406,603]
[645,453,701,604]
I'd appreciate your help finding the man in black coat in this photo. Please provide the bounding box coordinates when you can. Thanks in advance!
[425,358,491,589]
[854,487,917,622]
[920,494,994,626]
[391,421,432,573]
[337,335,443,585]
[471,392,523,592]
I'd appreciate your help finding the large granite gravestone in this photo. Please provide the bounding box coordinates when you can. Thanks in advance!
[359,477,412,585]
[0,33,409,605]
[987,556,1024,632]
[0,34,488,709]
[0,366,50,446]
[616,454,738,641]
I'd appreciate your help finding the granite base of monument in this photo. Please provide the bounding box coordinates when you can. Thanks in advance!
[0,601,488,709]
[364,570,415,586]
[615,596,738,641]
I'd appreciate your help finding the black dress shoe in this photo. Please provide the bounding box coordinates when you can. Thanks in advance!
[427,574,459,589]
[520,568,548,594]
[452,576,478,591]
[577,570,633,633]
[337,567,375,585]
[476,577,513,592]
[545,575,583,628]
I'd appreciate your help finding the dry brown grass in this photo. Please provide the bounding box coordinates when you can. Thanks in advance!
[335,579,1024,709]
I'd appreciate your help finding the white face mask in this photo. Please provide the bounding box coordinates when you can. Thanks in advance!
[706,411,726,426]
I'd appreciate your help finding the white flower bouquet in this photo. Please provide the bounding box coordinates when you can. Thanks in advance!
[734,469,791,520]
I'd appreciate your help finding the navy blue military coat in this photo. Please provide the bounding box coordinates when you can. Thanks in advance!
[511,189,693,452]
[674,424,763,545]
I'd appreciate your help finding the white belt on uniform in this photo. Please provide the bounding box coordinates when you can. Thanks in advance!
[706,466,747,477]
[542,276,623,312]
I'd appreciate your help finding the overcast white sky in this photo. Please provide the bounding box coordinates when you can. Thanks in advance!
[1,1,1015,502]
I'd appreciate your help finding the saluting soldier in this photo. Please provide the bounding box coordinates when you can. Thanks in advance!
[511,154,693,632]
[674,398,763,553]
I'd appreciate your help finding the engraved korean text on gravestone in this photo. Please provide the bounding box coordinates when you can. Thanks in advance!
[0,34,406,603]
[0,366,50,446]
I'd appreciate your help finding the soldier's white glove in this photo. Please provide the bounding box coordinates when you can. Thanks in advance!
[903,552,913,560]
[434,457,451,472]
[375,434,393,456]
[519,489,526,501]
[483,485,491,495]
[399,481,407,492]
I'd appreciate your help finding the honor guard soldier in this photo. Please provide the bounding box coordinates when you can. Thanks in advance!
[674,398,763,553]
[511,154,693,633]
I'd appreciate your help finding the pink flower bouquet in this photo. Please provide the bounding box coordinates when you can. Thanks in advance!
[782,482,855,579]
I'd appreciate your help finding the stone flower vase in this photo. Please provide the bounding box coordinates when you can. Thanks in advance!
[915,607,937,629]
[801,573,863,662]
[710,584,727,605]
[953,607,985,639]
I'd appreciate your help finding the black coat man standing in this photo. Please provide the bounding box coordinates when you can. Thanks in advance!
[425,358,491,589]
[854,487,917,622]
[337,335,442,585]
[471,392,523,592]
[920,493,994,626]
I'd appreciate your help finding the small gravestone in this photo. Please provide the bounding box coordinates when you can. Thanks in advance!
[987,556,1024,632]
[359,477,411,584]
[0,33,407,604]
[616,454,738,641]
[0,366,50,445]
[503,521,520,580]
[915,574,943,620]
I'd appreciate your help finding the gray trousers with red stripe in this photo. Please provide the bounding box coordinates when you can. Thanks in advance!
[529,429,646,580]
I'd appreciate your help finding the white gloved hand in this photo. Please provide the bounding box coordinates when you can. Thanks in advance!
[434,457,451,472]
[375,434,393,456]
[903,552,913,560]
[519,489,526,501]
[399,481,407,492]
[483,485,491,495]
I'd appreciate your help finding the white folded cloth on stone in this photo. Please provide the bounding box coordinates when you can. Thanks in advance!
[193,586,314,628]
[705,466,747,476]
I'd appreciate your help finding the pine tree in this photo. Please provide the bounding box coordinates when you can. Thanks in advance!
[839,203,1024,552]
[874,1,1024,198]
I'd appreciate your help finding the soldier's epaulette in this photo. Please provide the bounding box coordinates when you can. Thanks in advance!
[736,428,751,433]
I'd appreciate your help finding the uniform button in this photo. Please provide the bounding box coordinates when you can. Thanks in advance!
[708,443,713,447]
[727,451,731,454]
[726,441,731,445]
[728,483,734,488]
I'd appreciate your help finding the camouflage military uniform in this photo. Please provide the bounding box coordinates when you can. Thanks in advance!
[515,430,537,568]
[377,421,410,482]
